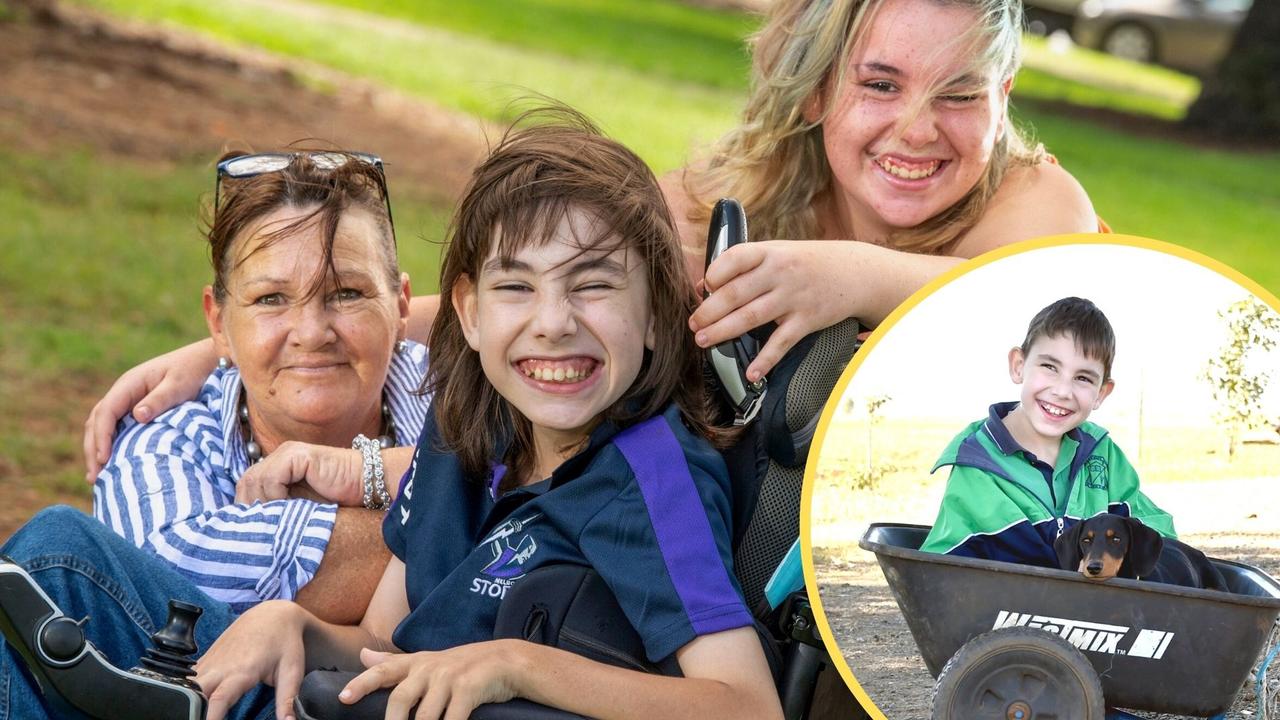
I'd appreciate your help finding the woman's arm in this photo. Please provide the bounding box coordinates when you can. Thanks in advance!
[96,416,371,615]
[235,444,416,506]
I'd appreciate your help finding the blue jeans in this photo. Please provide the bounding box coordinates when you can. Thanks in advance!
[0,505,274,720]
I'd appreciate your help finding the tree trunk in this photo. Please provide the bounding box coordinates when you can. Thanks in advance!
[1182,0,1280,142]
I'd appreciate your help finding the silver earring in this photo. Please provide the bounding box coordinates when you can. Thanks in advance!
[395,340,409,355]
[217,357,231,370]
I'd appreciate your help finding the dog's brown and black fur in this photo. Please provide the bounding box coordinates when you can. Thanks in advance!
[1053,514,1230,591]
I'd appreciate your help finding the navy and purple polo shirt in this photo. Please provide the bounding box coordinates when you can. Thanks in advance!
[382,404,751,662]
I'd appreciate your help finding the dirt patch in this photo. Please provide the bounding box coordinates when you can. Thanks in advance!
[818,477,1280,719]
[0,0,488,202]
[0,0,498,537]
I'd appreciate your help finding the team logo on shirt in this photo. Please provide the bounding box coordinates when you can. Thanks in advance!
[1084,457,1109,490]
[471,512,542,599]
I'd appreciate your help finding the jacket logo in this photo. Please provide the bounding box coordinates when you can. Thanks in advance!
[471,512,542,599]
[1084,456,1109,490]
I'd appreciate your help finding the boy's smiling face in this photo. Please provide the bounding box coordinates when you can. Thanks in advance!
[1007,332,1114,447]
[453,208,655,476]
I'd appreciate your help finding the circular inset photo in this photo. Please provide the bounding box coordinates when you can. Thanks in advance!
[807,237,1280,720]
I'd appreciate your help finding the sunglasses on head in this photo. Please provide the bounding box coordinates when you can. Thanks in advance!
[214,151,395,242]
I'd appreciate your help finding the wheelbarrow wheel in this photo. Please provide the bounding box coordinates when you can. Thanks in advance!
[931,626,1105,720]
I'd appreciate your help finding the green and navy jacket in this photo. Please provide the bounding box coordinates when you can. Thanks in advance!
[919,402,1176,567]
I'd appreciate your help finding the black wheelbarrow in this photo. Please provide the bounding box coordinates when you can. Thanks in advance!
[858,523,1280,719]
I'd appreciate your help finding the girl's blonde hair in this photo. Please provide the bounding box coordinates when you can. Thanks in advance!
[685,0,1043,253]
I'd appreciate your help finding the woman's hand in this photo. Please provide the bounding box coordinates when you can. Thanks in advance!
[690,241,861,382]
[83,338,218,481]
[235,442,363,506]
[339,642,523,720]
[196,600,308,720]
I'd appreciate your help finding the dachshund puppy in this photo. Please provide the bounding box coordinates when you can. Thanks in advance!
[1053,514,1230,591]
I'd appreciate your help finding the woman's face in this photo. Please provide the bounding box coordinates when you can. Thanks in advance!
[817,0,1010,238]
[204,205,410,446]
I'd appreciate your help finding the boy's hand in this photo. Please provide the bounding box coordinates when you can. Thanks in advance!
[339,642,523,720]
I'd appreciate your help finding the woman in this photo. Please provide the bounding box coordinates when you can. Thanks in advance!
[667,0,1098,383]
[93,150,428,624]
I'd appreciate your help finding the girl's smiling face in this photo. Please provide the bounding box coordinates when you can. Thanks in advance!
[453,208,656,476]
[816,0,1010,239]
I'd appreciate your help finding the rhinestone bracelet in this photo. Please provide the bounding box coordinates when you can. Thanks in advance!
[353,434,389,511]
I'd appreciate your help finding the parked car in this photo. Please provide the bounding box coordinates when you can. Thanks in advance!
[1024,0,1087,35]
[1072,0,1251,75]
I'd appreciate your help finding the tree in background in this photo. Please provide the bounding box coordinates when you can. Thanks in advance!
[1182,0,1280,142]
[842,394,893,490]
[1201,297,1280,460]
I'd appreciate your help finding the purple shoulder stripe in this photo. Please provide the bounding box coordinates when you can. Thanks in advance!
[613,416,749,636]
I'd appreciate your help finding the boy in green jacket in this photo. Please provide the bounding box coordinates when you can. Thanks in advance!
[919,297,1175,566]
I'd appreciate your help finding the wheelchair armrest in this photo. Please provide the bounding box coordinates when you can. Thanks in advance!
[293,670,590,720]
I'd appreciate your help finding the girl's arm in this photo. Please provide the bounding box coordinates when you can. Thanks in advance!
[83,338,217,480]
[197,557,409,720]
[339,625,783,720]
[668,160,1096,381]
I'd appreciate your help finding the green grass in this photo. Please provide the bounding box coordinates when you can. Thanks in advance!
[1019,35,1198,120]
[310,0,757,92]
[1019,106,1280,291]
[73,0,743,173]
[0,145,449,489]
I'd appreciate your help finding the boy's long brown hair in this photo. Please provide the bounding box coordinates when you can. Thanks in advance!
[424,106,727,483]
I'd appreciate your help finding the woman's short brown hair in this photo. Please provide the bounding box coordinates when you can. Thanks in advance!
[207,150,397,304]
[425,105,724,482]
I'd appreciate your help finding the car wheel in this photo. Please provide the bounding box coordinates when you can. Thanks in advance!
[1101,22,1157,63]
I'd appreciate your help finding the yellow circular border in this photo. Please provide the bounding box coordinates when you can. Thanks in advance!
[798,233,1280,718]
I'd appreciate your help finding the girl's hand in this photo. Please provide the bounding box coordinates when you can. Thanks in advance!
[84,338,217,481]
[339,642,523,720]
[690,241,859,382]
[196,600,308,720]
[235,442,362,506]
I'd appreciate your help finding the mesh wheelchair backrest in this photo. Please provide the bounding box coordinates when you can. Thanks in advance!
[733,318,861,610]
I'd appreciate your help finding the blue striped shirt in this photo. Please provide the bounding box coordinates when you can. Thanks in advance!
[93,341,429,612]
